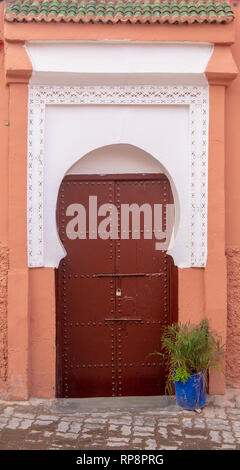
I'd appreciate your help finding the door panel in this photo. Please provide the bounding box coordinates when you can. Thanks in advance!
[57,180,117,398]
[114,179,173,396]
[56,174,176,398]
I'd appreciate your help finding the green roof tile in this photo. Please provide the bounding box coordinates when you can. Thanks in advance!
[4,0,234,24]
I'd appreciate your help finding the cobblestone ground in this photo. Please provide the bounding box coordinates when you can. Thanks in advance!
[0,389,240,450]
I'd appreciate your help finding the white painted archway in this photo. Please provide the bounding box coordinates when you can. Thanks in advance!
[26,41,211,269]
[43,104,187,267]
[55,143,178,264]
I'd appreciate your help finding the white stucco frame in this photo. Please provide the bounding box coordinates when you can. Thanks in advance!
[26,41,212,269]
[28,83,209,269]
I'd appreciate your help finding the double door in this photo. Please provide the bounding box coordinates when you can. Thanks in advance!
[56,174,176,398]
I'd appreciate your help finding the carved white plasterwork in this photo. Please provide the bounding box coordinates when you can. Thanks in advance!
[27,85,209,268]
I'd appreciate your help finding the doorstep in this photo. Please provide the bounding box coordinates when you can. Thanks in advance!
[50,395,187,414]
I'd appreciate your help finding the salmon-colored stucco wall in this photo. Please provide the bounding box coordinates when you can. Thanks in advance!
[226,8,240,388]
[7,81,29,400]
[0,20,9,398]
[29,268,56,398]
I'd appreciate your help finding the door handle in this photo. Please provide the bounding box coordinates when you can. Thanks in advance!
[116,288,122,297]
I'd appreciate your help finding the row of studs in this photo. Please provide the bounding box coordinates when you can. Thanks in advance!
[61,320,167,326]
[65,362,163,369]
[59,184,70,398]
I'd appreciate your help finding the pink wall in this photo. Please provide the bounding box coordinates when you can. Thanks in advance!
[225,8,240,387]
[0,3,240,398]
[29,269,56,398]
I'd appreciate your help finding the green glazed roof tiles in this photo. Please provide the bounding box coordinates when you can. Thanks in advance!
[5,1,234,24]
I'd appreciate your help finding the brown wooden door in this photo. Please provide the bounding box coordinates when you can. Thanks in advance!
[56,174,176,398]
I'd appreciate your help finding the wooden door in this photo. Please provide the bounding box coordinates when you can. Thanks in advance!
[56,174,177,398]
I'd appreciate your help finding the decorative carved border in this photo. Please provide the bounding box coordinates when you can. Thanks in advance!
[28,85,209,268]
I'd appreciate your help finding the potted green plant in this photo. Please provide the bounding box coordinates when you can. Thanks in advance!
[151,319,225,410]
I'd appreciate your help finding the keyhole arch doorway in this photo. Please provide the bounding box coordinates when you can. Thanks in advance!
[56,143,178,397]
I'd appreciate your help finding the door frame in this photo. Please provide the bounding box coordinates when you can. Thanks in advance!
[55,173,178,397]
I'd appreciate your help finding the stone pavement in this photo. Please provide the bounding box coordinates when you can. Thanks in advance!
[0,388,240,450]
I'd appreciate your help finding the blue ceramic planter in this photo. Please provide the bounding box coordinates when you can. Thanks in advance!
[174,371,207,410]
